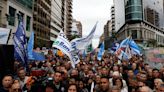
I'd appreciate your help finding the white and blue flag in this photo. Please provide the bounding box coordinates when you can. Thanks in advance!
[129,39,141,55]
[97,43,104,61]
[71,22,98,51]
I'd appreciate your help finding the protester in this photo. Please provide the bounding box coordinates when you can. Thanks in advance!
[99,76,111,92]
[1,47,164,92]
[67,84,78,92]
[0,74,13,92]
[110,86,121,92]
[153,78,163,92]
[17,68,29,89]
[139,86,153,92]
[113,78,128,92]
[9,82,22,92]
[78,80,88,92]
[156,84,164,92]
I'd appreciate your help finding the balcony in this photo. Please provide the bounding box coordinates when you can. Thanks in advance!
[67,20,72,25]
[68,9,72,13]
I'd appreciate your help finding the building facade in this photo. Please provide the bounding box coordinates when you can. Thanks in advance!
[111,5,115,33]
[104,20,114,49]
[33,0,51,47]
[70,19,82,38]
[50,0,63,42]
[63,0,73,40]
[114,0,164,46]
[0,0,33,44]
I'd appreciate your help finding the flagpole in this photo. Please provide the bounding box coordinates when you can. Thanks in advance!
[6,29,11,44]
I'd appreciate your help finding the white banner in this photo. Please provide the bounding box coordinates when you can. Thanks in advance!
[0,28,11,44]
[52,30,80,68]
[71,22,97,51]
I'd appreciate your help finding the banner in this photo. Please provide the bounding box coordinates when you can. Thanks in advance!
[71,22,97,51]
[145,48,164,69]
[52,30,80,68]
[0,28,11,44]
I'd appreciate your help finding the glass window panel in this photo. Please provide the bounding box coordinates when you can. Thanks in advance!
[26,16,31,31]
[8,6,16,26]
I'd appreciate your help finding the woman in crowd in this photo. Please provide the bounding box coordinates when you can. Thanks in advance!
[67,84,78,92]
[113,78,128,92]
[78,80,88,92]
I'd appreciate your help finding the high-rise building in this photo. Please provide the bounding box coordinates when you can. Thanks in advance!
[113,0,164,46]
[0,0,33,44]
[104,20,112,38]
[76,20,82,37]
[63,0,73,40]
[50,0,63,42]
[33,0,51,47]
[70,19,82,38]
[104,20,114,50]
[111,5,115,33]
[99,33,104,44]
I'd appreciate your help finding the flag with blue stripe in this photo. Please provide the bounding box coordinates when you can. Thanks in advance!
[129,39,141,55]
[116,36,130,50]
[13,21,28,66]
[111,42,119,52]
[97,43,104,61]
[27,31,34,60]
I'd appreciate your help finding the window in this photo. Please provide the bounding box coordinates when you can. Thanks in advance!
[26,16,31,31]
[8,6,16,26]
[19,11,24,22]
[131,30,137,39]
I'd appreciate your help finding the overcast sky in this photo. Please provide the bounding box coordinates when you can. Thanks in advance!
[72,0,113,48]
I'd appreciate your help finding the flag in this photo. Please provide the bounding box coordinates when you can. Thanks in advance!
[116,36,130,50]
[115,36,130,60]
[125,45,132,59]
[111,42,119,52]
[115,48,129,60]
[97,43,104,61]
[82,49,86,59]
[129,39,141,55]
[32,51,45,61]
[71,22,98,51]
[27,31,34,60]
[57,50,64,57]
[115,36,141,60]
[13,21,27,66]
[52,30,80,68]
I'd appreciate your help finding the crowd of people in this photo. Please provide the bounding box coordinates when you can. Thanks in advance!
[0,49,164,92]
